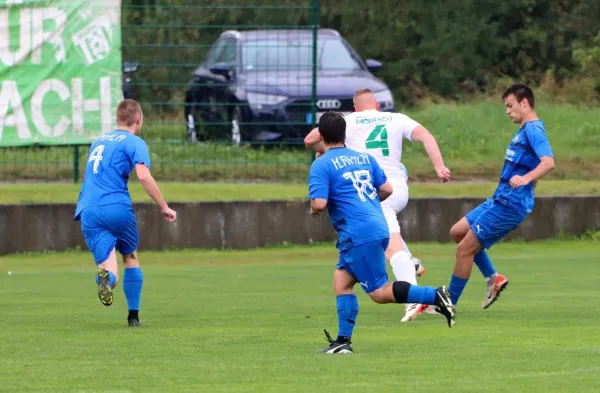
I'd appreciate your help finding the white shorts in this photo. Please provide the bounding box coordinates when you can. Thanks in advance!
[381,182,409,234]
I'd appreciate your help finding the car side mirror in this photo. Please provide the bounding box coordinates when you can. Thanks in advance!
[209,63,234,79]
[365,59,383,72]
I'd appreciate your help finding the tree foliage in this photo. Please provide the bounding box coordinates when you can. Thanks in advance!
[121,0,600,107]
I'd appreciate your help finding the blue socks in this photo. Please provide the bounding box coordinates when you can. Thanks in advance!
[449,275,469,305]
[447,251,495,305]
[474,250,496,279]
[123,267,144,312]
[336,294,359,339]
[96,270,117,288]
[406,285,437,305]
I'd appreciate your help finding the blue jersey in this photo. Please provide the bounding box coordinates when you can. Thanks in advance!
[74,130,151,220]
[308,147,389,251]
[493,120,553,213]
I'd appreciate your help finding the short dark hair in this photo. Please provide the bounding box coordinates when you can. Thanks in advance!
[318,111,346,145]
[116,99,142,126]
[502,84,535,108]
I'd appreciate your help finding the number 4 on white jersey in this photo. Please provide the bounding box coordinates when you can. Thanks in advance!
[366,125,389,156]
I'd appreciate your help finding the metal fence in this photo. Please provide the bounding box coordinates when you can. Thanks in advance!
[0,0,320,183]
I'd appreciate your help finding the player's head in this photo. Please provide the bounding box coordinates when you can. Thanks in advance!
[502,84,535,124]
[116,99,144,136]
[318,111,346,146]
[353,88,379,112]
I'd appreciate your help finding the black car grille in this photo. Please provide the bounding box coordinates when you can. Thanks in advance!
[285,100,312,124]
[285,98,354,123]
[273,98,353,142]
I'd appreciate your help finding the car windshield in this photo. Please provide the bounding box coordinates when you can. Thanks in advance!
[241,39,363,71]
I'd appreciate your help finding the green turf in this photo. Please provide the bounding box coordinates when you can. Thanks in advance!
[0,179,599,204]
[1,240,599,392]
[1,101,599,182]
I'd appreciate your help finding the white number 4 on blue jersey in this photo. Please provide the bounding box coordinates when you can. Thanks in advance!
[88,144,105,174]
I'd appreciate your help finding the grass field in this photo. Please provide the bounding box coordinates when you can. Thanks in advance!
[1,240,599,392]
[0,179,599,204]
[1,101,599,182]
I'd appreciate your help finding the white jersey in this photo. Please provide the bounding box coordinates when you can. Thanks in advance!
[344,109,420,184]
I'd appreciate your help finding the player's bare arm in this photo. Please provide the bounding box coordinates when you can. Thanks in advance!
[377,180,393,202]
[410,126,451,182]
[310,198,327,216]
[304,127,326,154]
[509,156,555,188]
[135,164,177,222]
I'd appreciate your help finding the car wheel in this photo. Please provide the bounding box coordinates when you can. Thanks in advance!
[231,107,243,147]
[186,113,198,142]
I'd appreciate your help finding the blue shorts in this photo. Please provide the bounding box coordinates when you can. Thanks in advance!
[466,198,527,249]
[80,204,139,264]
[336,238,390,294]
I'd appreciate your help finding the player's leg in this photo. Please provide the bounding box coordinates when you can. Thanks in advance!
[382,184,425,277]
[319,253,357,354]
[122,251,143,327]
[385,233,416,285]
[452,216,502,303]
[452,200,498,283]
[401,178,425,274]
[380,185,421,284]
[449,202,525,308]
[113,205,144,327]
[400,236,426,276]
[386,232,428,322]
[381,185,430,321]
[81,207,119,306]
[388,230,437,321]
[352,239,455,327]
[96,248,119,307]
[448,229,481,307]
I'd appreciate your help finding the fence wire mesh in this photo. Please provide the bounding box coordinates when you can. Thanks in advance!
[0,0,320,182]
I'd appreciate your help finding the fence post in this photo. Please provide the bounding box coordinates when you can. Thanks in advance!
[310,0,320,162]
[73,145,80,183]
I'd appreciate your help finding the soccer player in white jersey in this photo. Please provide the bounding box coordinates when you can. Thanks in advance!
[304,88,451,322]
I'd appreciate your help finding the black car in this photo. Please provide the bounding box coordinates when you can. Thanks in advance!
[184,28,394,145]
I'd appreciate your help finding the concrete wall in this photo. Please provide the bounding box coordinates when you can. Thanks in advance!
[1,197,599,256]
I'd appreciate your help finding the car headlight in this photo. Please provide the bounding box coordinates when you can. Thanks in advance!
[374,89,394,111]
[246,92,288,111]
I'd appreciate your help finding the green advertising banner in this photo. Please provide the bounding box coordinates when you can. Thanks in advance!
[0,0,122,147]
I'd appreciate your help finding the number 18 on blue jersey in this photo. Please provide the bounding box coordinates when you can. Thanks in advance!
[308,147,390,251]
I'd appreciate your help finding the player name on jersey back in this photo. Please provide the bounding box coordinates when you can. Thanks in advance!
[354,114,393,125]
[95,133,128,143]
[330,153,372,170]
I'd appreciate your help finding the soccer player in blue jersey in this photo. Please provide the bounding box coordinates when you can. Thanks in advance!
[308,111,455,354]
[74,99,177,327]
[446,84,555,311]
